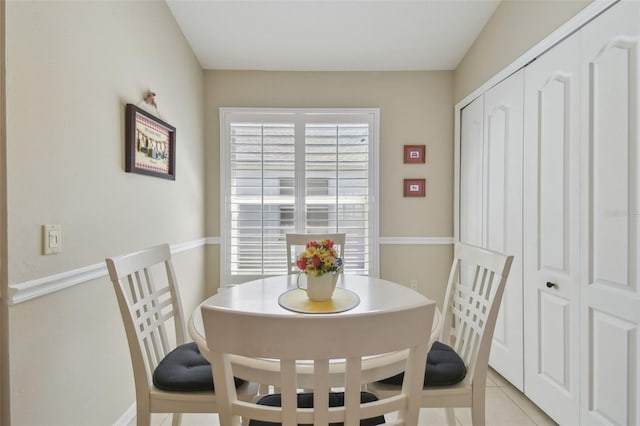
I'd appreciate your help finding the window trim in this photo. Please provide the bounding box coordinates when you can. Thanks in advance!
[219,107,380,286]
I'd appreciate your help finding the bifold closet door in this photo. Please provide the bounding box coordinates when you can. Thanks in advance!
[460,74,524,391]
[523,31,581,426]
[579,1,640,424]
[483,70,524,392]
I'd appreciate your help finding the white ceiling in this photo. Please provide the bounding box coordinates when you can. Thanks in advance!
[166,0,500,71]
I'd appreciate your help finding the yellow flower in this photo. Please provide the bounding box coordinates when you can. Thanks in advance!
[296,239,343,276]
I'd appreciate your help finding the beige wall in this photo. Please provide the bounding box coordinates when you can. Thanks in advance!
[205,71,454,306]
[5,1,206,424]
[454,0,591,102]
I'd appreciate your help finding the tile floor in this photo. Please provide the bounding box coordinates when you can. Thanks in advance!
[136,368,557,426]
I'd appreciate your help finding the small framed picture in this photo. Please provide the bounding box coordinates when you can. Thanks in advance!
[404,178,426,197]
[125,104,176,180]
[403,145,425,164]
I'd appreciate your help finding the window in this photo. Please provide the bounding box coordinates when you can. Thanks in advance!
[220,108,379,285]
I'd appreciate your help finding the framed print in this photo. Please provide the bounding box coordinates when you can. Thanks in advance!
[125,104,176,180]
[403,178,426,197]
[403,145,425,164]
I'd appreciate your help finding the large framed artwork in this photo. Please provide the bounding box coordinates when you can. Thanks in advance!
[125,104,176,180]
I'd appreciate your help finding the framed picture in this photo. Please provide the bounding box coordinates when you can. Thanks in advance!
[403,145,425,164]
[403,178,426,197]
[125,104,176,180]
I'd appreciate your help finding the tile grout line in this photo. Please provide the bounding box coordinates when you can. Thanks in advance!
[494,380,555,426]
[495,385,538,424]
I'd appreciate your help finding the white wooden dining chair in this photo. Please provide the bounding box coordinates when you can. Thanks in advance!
[285,232,346,274]
[201,300,436,426]
[369,243,514,426]
[106,244,256,426]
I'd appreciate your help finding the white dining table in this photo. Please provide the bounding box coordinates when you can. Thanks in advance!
[189,274,443,388]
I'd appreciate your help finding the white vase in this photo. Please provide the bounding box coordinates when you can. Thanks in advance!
[297,272,338,301]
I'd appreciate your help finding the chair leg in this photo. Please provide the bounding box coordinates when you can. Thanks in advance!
[136,408,151,426]
[471,404,485,426]
[445,407,456,426]
[171,413,182,426]
[471,389,486,426]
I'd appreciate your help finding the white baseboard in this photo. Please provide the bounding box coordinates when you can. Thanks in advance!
[113,402,136,426]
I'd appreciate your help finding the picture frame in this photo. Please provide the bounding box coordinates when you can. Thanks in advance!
[403,145,425,164]
[125,103,176,180]
[403,178,426,197]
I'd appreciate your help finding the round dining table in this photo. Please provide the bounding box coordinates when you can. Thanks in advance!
[189,274,443,388]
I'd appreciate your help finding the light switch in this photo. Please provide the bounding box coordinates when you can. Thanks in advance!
[43,224,62,255]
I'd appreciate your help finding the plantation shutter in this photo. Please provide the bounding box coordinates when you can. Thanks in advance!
[305,123,369,275]
[221,109,378,286]
[228,121,295,281]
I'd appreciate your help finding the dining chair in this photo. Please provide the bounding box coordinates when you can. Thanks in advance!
[369,243,514,426]
[285,232,346,274]
[201,300,436,426]
[105,243,256,426]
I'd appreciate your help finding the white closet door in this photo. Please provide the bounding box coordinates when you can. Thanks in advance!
[523,32,581,425]
[580,1,640,425]
[460,96,484,247]
[484,70,524,391]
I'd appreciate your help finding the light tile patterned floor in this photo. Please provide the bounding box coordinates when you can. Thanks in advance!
[134,369,557,426]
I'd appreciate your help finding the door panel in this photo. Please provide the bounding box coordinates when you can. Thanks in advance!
[580,1,640,424]
[589,309,635,426]
[539,291,570,388]
[523,31,581,425]
[539,76,571,274]
[484,70,524,391]
[591,45,631,288]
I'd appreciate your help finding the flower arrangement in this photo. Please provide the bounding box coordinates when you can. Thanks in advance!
[296,239,343,277]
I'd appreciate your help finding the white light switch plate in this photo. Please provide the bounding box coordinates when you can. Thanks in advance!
[43,224,62,255]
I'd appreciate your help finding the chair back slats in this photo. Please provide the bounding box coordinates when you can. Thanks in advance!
[127,268,175,371]
[131,292,174,337]
[106,244,188,392]
[441,243,514,384]
[202,301,435,425]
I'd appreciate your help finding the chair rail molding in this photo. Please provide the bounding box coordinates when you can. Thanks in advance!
[7,236,452,304]
[209,236,454,245]
[380,237,454,245]
[8,238,207,305]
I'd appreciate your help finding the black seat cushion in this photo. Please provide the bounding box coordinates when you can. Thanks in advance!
[152,342,245,392]
[248,391,385,426]
[377,341,466,387]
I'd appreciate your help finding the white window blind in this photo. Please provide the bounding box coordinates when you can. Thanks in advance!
[220,109,379,286]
